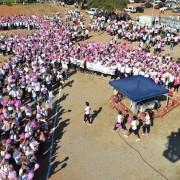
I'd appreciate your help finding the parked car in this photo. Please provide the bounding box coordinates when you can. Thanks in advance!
[165,2,177,10]
[86,8,97,15]
[141,2,153,8]
[136,6,144,13]
[60,0,75,5]
[159,7,168,12]
[128,0,135,3]
[172,0,180,3]
[153,0,163,5]
[125,6,137,13]
[154,2,164,9]
[134,0,145,3]
[172,8,180,13]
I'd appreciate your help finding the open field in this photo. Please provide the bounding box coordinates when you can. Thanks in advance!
[0,3,180,180]
[48,73,180,180]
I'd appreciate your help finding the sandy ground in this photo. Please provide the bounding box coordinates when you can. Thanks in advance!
[0,4,179,180]
[48,73,180,180]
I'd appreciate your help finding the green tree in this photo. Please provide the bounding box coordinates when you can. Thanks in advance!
[88,0,127,12]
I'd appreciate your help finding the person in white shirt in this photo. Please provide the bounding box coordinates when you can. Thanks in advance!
[124,116,140,141]
[142,111,151,136]
[113,111,123,131]
[84,101,91,125]
[168,74,175,89]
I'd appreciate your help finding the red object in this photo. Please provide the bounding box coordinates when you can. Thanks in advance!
[169,90,174,97]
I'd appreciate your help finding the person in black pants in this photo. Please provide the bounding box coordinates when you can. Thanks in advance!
[84,102,91,126]
[142,112,151,136]
[124,116,140,142]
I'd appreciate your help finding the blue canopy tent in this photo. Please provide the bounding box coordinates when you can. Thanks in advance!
[109,75,169,103]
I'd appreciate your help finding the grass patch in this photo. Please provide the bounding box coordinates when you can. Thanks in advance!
[3,0,15,6]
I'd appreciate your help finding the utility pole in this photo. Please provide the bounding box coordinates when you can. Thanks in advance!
[151,0,155,18]
[151,0,155,25]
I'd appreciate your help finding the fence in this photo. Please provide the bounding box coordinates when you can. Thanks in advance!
[159,17,180,29]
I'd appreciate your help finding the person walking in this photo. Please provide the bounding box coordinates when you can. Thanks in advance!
[124,116,140,142]
[84,102,91,126]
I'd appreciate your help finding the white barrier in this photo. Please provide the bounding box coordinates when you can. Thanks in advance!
[71,59,116,75]
[86,62,116,75]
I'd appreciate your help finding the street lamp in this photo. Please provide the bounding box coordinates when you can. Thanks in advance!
[151,0,155,25]
[152,0,155,18]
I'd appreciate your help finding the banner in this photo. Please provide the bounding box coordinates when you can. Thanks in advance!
[86,62,115,75]
[70,59,116,75]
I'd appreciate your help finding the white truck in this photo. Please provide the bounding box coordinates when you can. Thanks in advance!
[124,6,137,13]
[86,8,97,15]
[138,16,157,26]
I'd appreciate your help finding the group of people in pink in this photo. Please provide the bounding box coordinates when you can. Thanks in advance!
[0,15,75,179]
[0,15,41,30]
[70,41,179,92]
[65,9,83,23]
[89,14,179,51]
[0,11,179,179]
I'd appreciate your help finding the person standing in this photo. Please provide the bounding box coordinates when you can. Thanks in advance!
[173,76,180,93]
[124,116,140,142]
[84,102,91,126]
[112,111,123,131]
[142,111,151,136]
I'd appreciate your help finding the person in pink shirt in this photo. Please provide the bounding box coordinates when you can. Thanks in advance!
[173,76,180,93]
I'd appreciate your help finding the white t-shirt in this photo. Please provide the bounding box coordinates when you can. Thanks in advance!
[35,82,41,92]
[13,151,21,165]
[117,114,123,123]
[131,120,137,130]
[145,114,151,125]
[85,106,91,115]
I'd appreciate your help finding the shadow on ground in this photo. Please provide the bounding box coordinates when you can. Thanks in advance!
[35,90,72,179]
[163,128,180,163]
[91,107,102,124]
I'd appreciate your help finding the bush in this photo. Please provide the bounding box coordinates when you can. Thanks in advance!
[4,0,15,6]
[88,0,127,11]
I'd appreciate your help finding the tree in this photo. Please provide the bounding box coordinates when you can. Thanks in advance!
[88,0,127,12]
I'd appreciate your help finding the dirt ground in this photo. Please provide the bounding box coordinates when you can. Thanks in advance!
[0,3,180,180]
[48,73,180,180]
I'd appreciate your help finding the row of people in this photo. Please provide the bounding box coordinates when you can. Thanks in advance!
[0,16,69,179]
[113,111,152,142]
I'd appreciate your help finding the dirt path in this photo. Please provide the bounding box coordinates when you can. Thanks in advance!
[49,72,180,180]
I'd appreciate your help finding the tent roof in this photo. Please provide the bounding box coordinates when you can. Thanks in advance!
[109,75,169,102]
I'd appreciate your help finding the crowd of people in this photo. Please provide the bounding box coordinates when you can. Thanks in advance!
[0,15,71,179]
[65,9,83,23]
[89,14,179,51]
[0,16,40,31]
[113,111,152,142]
[0,9,179,178]
[70,41,179,92]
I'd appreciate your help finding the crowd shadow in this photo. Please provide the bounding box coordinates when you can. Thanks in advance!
[35,92,71,179]
[163,128,180,163]
[68,69,77,77]
[91,107,102,124]
[63,80,74,88]
[48,117,70,177]
[50,156,69,175]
